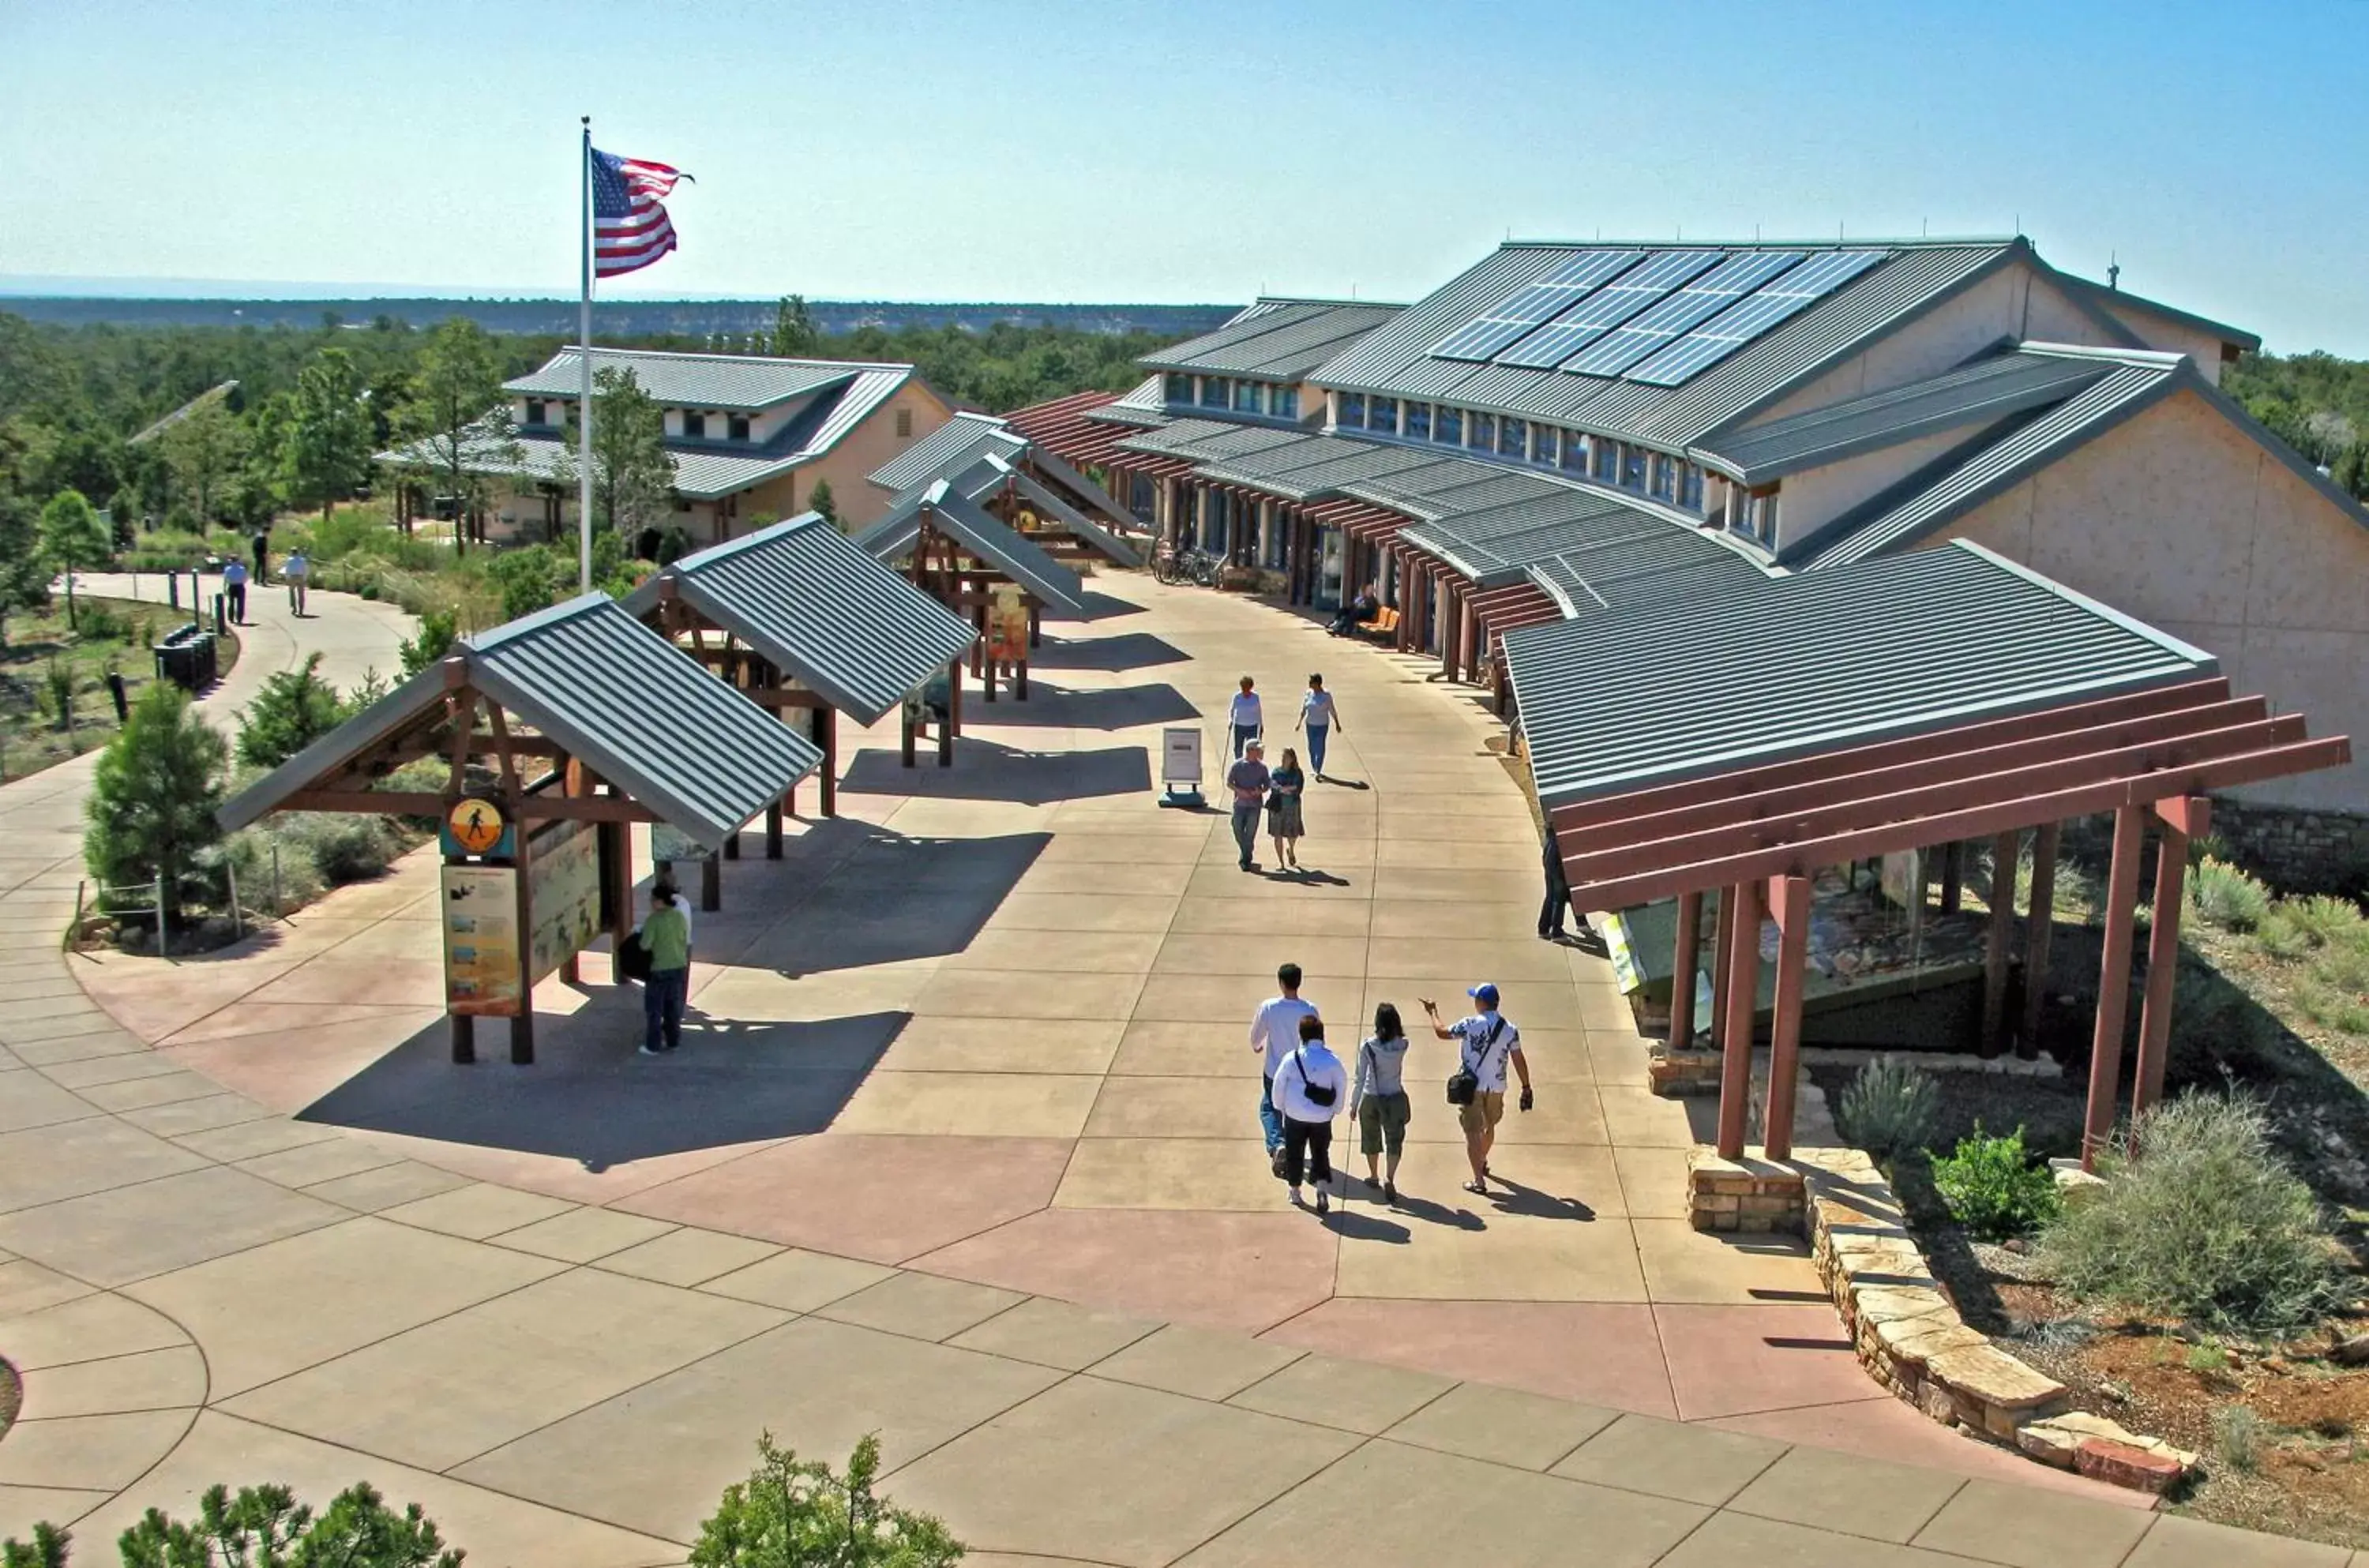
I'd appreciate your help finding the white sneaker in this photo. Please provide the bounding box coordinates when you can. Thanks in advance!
[637,1045,663,1057]
[1287,1187,1304,1208]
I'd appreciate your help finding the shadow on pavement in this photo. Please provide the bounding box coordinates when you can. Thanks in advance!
[959,680,1201,731]
[298,1002,907,1169]
[1027,631,1189,673]
[839,740,1151,805]
[1049,590,1147,624]
[738,830,1050,973]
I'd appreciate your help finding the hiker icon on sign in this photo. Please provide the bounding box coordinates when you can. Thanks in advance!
[445,797,508,857]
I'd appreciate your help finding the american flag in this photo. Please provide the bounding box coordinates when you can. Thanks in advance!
[591,147,689,278]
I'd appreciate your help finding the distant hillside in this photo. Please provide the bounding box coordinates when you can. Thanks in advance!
[2,295,1237,338]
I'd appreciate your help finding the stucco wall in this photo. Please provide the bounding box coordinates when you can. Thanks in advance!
[1935,387,2369,811]
[1770,424,1985,552]
[2101,302,2228,385]
[794,381,954,530]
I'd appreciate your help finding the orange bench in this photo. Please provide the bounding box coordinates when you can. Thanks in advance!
[1360,606,1402,641]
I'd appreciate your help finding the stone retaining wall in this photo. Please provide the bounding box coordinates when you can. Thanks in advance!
[2208,797,2369,896]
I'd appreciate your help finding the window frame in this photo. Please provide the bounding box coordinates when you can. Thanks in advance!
[1368,396,1399,436]
[1165,372,1193,405]
[682,410,708,440]
[727,414,752,443]
[1234,379,1265,415]
[524,399,547,426]
[1468,411,1496,452]
[1498,417,1527,460]
[1434,405,1463,446]
[1560,430,1590,477]
[1272,386,1301,421]
[1200,376,1229,409]
[1403,402,1431,442]
[1338,392,1367,430]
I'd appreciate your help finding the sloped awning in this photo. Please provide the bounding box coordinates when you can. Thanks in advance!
[220,595,824,851]
[854,479,1089,613]
[969,455,1143,568]
[620,513,978,726]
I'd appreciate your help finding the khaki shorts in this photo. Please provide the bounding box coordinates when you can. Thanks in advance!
[1357,1091,1410,1157]
[1459,1090,1505,1138]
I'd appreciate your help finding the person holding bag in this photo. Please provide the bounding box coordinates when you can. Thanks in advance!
[1266,747,1307,870]
[1423,983,1531,1197]
[1350,1003,1412,1205]
[1273,1015,1346,1214]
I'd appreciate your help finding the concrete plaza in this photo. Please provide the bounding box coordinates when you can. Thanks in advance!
[1,570,2333,1565]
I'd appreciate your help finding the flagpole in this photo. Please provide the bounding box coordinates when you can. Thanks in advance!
[577,115,594,594]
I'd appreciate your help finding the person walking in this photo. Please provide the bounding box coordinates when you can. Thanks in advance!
[1421,983,1533,1196]
[1274,1014,1347,1214]
[1295,673,1342,779]
[1228,675,1263,759]
[1225,741,1271,872]
[1267,747,1306,870]
[1248,963,1320,1170]
[250,531,269,585]
[636,883,693,1056]
[220,557,249,624]
[1350,1002,1413,1203]
[1539,825,1571,940]
[281,550,310,617]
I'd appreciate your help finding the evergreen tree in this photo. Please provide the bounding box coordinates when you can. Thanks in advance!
[0,493,49,648]
[557,366,673,542]
[398,318,518,557]
[772,294,818,358]
[2335,440,2369,502]
[806,478,839,527]
[283,347,374,525]
[692,1434,963,1568]
[158,392,246,526]
[83,681,226,925]
[37,487,111,629]
[235,651,348,768]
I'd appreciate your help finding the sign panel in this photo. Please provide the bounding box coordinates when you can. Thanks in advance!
[527,817,601,986]
[1161,726,1203,786]
[1602,911,1642,994]
[988,583,1028,663]
[440,864,521,1017]
[649,823,708,867]
[441,797,512,858]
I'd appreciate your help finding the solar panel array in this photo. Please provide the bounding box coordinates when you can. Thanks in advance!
[1428,246,1894,386]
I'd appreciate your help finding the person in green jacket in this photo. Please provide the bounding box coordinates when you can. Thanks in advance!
[637,886,693,1056]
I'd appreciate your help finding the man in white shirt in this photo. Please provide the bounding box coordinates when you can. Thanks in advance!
[1422,983,1533,1196]
[1249,962,1320,1170]
[1228,676,1263,759]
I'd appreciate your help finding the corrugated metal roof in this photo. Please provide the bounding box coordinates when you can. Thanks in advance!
[1196,438,1440,501]
[866,411,1026,493]
[1312,242,2022,452]
[1116,419,1308,462]
[854,479,1088,613]
[1504,541,2217,805]
[621,514,977,726]
[1797,356,2182,570]
[1695,349,2111,484]
[980,456,1146,567]
[509,347,897,411]
[1142,300,1405,380]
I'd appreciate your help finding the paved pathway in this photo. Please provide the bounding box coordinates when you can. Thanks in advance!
[2,572,2330,1566]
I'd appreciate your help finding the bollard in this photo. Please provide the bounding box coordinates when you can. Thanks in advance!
[213,594,225,636]
[271,844,283,917]
[227,861,243,940]
[105,671,128,724]
[156,873,168,958]
[168,574,180,609]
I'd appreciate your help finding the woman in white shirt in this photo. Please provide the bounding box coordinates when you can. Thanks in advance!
[1294,673,1342,779]
[1273,1014,1348,1214]
[1228,676,1263,759]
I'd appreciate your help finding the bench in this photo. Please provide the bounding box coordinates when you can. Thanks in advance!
[1358,606,1402,642]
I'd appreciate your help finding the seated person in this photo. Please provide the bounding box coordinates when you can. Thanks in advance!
[1327,584,1383,636]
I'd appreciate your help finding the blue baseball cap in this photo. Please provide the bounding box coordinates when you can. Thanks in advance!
[1468,982,1500,1009]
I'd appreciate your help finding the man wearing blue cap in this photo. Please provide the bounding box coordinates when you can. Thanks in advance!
[1421,983,1532,1197]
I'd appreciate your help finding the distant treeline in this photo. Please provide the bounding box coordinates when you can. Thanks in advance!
[2,295,1237,339]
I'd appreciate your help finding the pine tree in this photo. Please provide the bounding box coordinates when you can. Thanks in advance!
[83,681,227,925]
[37,488,111,631]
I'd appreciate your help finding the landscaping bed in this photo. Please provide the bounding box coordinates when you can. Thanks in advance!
[0,595,239,782]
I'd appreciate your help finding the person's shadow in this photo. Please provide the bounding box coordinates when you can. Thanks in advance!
[1269,867,1352,887]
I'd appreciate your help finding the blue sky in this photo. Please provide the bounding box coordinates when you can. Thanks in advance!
[5,0,2365,353]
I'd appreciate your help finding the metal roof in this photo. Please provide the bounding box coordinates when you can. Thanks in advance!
[1504,540,2217,805]
[1694,349,2114,485]
[220,595,822,850]
[1312,241,2025,452]
[854,479,1089,613]
[866,411,1027,494]
[507,347,899,411]
[621,513,978,726]
[2067,276,2262,352]
[1140,300,1405,381]
[971,455,1145,568]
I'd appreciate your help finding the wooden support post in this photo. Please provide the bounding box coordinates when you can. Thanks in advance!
[765,801,783,858]
[1716,879,1762,1161]
[508,801,535,1067]
[604,813,633,985]
[1979,829,2019,1056]
[818,707,838,816]
[451,1010,475,1064]
[1939,840,1964,913]
[1763,873,1812,1161]
[940,653,960,767]
[2134,799,2204,1117]
[2082,805,2149,1170]
[1709,883,1735,1051]
[700,847,721,914]
[1029,603,1042,650]
[901,696,918,767]
[2020,821,2059,1058]
[1669,890,1703,1047]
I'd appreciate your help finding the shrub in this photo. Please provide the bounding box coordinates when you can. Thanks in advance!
[2187,856,2270,932]
[1929,1123,2061,1241]
[489,545,569,623]
[43,658,74,730]
[2287,894,2367,948]
[2296,977,2369,1036]
[1834,1055,1939,1167]
[399,606,460,678]
[5,1480,458,1567]
[2255,905,2316,961]
[2212,1404,2260,1473]
[2038,1093,2354,1334]
[283,812,400,884]
[691,1432,963,1567]
[235,652,347,768]
[73,602,129,643]
[214,824,328,914]
[83,681,226,922]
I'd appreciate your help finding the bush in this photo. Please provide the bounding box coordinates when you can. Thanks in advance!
[4,1480,458,1567]
[692,1432,963,1567]
[2286,893,2367,948]
[2187,856,2270,932]
[2038,1093,2354,1333]
[2255,905,2316,961]
[2212,1404,2260,1474]
[399,606,460,678]
[235,652,348,768]
[83,682,226,922]
[1834,1055,1939,1167]
[283,812,401,884]
[214,824,328,914]
[1929,1123,2061,1241]
[73,602,130,643]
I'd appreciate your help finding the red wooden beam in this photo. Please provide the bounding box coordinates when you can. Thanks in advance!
[2085,805,2149,1169]
[1564,734,2350,910]
[1548,678,2235,833]
[1763,873,1812,1161]
[1715,879,1762,1160]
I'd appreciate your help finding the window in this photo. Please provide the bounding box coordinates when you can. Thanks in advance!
[524,399,547,426]
[1650,454,1676,504]
[1404,402,1431,441]
[1435,405,1463,445]
[1560,430,1589,476]
[1680,463,1704,512]
[1498,417,1527,460]
[728,414,751,443]
[1593,438,1617,482]
[1621,446,1648,491]
[1368,396,1399,436]
[1272,386,1301,420]
[1200,377,1228,409]
[1234,380,1264,414]
[1165,373,1193,404]
[1264,505,1287,569]
[895,407,912,438]
[1469,411,1496,452]
[1533,426,1560,468]
[683,410,708,439]
[1339,392,1366,430]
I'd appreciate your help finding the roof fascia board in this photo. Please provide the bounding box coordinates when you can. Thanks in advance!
[216,665,454,833]
[2183,371,2369,538]
[2068,277,2262,352]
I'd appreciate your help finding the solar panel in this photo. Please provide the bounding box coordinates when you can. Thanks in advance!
[1624,249,1890,386]
[1503,249,1721,371]
[1429,249,1640,362]
[1556,250,1807,378]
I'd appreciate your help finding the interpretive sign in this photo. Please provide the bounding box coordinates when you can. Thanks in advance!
[441,864,521,1016]
[527,817,601,985]
[441,796,512,858]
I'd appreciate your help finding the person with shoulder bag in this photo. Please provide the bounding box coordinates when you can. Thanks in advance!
[1350,1002,1413,1205]
[1423,983,1532,1197]
[1274,1015,1347,1214]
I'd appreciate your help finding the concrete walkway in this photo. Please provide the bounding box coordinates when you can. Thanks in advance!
[2,573,2328,1566]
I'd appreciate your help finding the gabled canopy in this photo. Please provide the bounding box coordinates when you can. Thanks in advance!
[220,595,822,850]
[621,513,977,725]
[854,479,1089,613]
